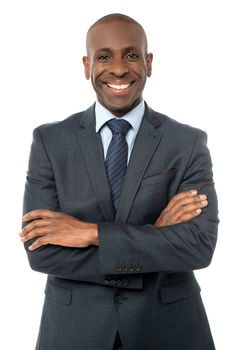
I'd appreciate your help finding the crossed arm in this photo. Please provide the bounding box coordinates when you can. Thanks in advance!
[20,127,218,280]
[20,190,208,250]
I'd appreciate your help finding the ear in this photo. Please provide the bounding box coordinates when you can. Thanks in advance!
[82,56,90,80]
[146,53,153,77]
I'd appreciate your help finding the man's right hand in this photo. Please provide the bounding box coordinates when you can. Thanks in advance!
[155,190,208,228]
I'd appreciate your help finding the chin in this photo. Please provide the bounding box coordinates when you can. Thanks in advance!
[106,99,137,115]
[109,105,132,116]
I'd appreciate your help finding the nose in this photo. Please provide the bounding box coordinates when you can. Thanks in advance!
[109,57,129,77]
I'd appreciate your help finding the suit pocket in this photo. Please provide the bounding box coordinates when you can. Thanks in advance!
[160,277,201,304]
[44,281,72,305]
[141,168,176,187]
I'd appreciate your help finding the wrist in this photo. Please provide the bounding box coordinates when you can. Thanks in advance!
[87,223,99,246]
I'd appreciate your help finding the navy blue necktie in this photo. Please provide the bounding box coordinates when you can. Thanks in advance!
[105,119,132,210]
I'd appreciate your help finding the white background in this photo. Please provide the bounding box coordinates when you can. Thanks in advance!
[0,0,232,349]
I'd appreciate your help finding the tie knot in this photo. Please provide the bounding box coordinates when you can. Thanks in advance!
[107,119,131,136]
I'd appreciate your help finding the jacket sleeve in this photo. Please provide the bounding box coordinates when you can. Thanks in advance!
[98,130,219,274]
[22,128,143,289]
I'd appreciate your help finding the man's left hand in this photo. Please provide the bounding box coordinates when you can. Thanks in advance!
[20,210,99,251]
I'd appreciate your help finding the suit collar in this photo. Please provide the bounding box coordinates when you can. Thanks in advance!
[77,103,96,129]
[77,102,161,130]
[95,100,145,135]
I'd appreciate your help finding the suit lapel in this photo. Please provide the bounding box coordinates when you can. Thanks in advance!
[115,106,163,223]
[75,104,162,224]
[75,105,115,221]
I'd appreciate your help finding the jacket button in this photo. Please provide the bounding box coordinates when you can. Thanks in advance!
[114,296,124,304]
[135,264,142,272]
[122,279,128,286]
[128,265,134,272]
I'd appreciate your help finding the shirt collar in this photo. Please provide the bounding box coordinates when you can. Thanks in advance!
[95,100,145,134]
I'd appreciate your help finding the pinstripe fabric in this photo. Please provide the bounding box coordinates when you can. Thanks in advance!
[105,119,131,210]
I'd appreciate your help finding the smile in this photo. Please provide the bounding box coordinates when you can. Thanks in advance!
[107,83,131,90]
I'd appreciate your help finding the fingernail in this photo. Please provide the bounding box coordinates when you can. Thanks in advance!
[29,245,33,251]
[201,200,208,205]
[199,194,206,200]
[196,209,201,213]
[190,190,197,195]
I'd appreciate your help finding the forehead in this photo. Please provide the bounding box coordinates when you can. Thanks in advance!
[87,21,146,53]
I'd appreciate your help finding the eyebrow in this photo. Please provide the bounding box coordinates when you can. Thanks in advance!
[96,46,140,53]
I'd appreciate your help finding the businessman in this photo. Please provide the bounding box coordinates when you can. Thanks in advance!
[20,13,218,350]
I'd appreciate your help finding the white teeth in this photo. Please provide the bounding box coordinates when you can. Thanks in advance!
[107,83,130,90]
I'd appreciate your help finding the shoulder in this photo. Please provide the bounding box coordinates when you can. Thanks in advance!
[147,105,207,142]
[34,111,84,136]
[33,104,95,138]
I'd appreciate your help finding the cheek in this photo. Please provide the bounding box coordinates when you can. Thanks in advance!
[90,64,103,82]
[134,64,147,81]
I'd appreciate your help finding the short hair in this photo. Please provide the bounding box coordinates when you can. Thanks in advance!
[86,13,148,54]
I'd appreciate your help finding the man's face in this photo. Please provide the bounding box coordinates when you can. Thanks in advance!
[83,20,153,116]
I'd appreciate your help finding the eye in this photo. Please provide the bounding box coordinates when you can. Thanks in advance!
[126,53,139,61]
[97,55,111,62]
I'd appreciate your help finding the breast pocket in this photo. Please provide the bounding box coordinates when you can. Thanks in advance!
[140,168,177,187]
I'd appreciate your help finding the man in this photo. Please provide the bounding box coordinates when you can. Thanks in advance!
[20,13,218,350]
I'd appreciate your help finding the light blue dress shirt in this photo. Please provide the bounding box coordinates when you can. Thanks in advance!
[95,100,145,163]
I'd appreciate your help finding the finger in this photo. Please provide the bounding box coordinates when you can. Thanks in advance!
[20,219,50,237]
[22,209,59,222]
[172,198,208,217]
[176,208,203,224]
[174,194,207,209]
[21,227,51,243]
[28,236,50,251]
[165,190,198,211]
[155,198,207,227]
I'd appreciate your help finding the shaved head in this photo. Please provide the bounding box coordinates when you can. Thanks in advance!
[86,13,148,55]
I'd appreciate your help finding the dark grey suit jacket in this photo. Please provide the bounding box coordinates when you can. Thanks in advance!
[23,103,218,350]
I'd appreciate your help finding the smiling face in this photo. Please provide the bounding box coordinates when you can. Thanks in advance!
[83,19,153,116]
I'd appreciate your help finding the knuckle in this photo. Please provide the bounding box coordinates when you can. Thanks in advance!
[179,216,186,223]
[173,212,179,220]
[173,193,182,200]
[34,228,39,235]
[176,198,186,208]
[31,220,38,228]
[179,206,185,214]
[192,196,199,202]
[36,237,43,245]
[54,212,62,219]
[162,208,169,215]
[23,227,28,234]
